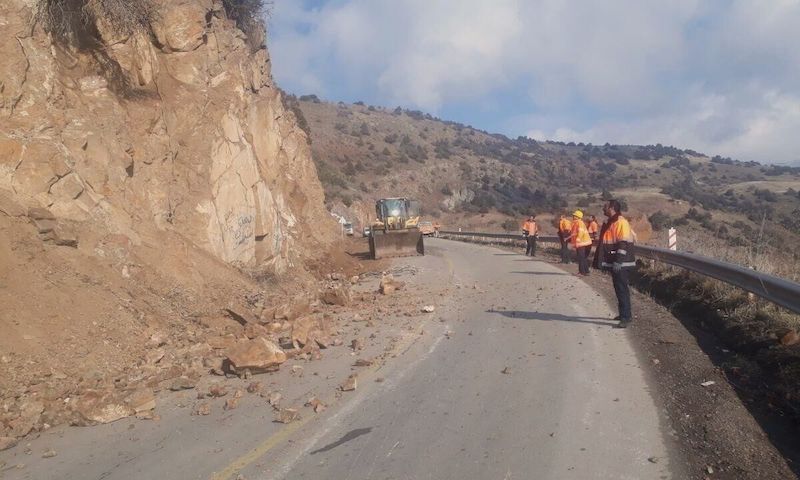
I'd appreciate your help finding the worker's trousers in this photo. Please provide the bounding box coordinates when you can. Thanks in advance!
[611,268,632,321]
[576,246,589,274]
[559,235,571,264]
[526,236,537,256]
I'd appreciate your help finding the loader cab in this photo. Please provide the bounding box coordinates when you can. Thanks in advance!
[375,198,421,230]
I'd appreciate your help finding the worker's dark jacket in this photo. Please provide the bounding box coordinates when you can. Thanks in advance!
[593,214,636,270]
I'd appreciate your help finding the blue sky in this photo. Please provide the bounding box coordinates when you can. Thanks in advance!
[268,0,800,165]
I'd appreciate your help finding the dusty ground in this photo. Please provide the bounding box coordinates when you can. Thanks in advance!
[445,235,798,479]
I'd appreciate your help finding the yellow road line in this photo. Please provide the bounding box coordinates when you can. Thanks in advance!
[210,414,313,480]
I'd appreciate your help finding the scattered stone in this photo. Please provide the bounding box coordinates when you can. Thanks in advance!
[275,408,301,424]
[233,389,244,399]
[291,315,331,348]
[331,272,344,281]
[246,382,262,394]
[375,377,384,383]
[170,376,197,391]
[73,390,134,425]
[225,337,287,374]
[41,449,57,459]
[268,392,282,408]
[422,305,435,313]
[700,381,715,387]
[321,284,351,306]
[305,397,326,413]
[353,358,373,367]
[0,437,17,451]
[379,274,405,295]
[648,456,659,464]
[125,388,156,413]
[501,367,511,374]
[192,402,211,416]
[340,374,358,392]
[224,397,240,411]
[291,365,304,377]
[223,306,258,326]
[208,384,228,397]
[350,338,364,351]
[652,359,660,365]
[207,335,238,350]
[350,275,359,284]
[780,330,799,346]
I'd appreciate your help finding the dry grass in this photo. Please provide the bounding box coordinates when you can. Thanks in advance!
[36,0,154,48]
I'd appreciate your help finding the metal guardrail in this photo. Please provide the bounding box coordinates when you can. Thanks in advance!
[437,230,800,315]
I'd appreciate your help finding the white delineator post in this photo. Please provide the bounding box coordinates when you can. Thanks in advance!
[668,227,677,251]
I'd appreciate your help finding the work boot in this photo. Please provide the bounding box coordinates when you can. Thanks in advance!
[614,318,632,329]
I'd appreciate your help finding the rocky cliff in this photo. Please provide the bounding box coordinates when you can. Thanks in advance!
[1,0,334,272]
[0,0,345,442]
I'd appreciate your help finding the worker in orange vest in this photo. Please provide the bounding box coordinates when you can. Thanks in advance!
[587,215,599,240]
[564,210,592,275]
[522,215,539,256]
[557,214,573,264]
[596,199,637,328]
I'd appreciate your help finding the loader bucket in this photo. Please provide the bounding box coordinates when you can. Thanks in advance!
[369,229,425,259]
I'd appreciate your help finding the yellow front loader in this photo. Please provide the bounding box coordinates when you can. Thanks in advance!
[369,198,425,259]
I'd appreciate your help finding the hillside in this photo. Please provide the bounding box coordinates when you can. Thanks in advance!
[292,96,800,277]
[0,0,347,442]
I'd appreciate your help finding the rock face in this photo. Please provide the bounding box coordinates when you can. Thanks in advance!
[0,0,335,274]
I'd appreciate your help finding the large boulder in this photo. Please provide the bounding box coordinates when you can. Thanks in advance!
[225,337,287,374]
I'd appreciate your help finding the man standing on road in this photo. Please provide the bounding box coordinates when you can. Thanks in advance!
[557,214,572,264]
[597,200,636,328]
[522,215,539,256]
[564,210,592,275]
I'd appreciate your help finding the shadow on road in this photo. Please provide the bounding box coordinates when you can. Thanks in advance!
[487,309,616,327]
[310,427,373,455]
[493,253,519,256]
[509,270,569,276]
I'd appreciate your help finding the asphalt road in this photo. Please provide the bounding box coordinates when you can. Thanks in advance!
[0,238,683,480]
[249,238,682,479]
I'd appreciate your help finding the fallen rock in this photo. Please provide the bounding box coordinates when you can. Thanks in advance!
[350,338,364,351]
[170,376,197,391]
[125,388,156,413]
[422,305,435,313]
[207,335,238,350]
[223,306,258,326]
[353,358,373,367]
[73,390,134,425]
[275,408,300,424]
[780,330,799,346]
[305,397,326,413]
[225,337,287,374]
[41,449,57,459]
[321,284,351,306]
[291,365,304,377]
[27,207,56,233]
[350,275,359,284]
[7,400,44,437]
[243,322,270,340]
[0,437,17,451]
[379,275,405,295]
[246,382,262,394]
[192,402,211,416]
[208,384,228,398]
[291,315,331,348]
[267,392,282,408]
[224,397,240,411]
[340,374,358,392]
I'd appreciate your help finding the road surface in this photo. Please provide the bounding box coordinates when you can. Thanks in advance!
[0,238,683,479]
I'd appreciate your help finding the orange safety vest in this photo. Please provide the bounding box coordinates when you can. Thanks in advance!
[522,220,538,235]
[600,215,636,268]
[558,218,572,234]
[570,219,592,248]
[587,220,599,237]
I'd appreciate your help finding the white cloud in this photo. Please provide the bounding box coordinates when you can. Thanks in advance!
[269,0,800,165]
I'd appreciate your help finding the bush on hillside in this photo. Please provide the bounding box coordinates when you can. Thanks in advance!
[222,0,271,52]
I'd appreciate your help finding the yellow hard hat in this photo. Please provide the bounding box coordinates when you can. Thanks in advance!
[572,210,583,219]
